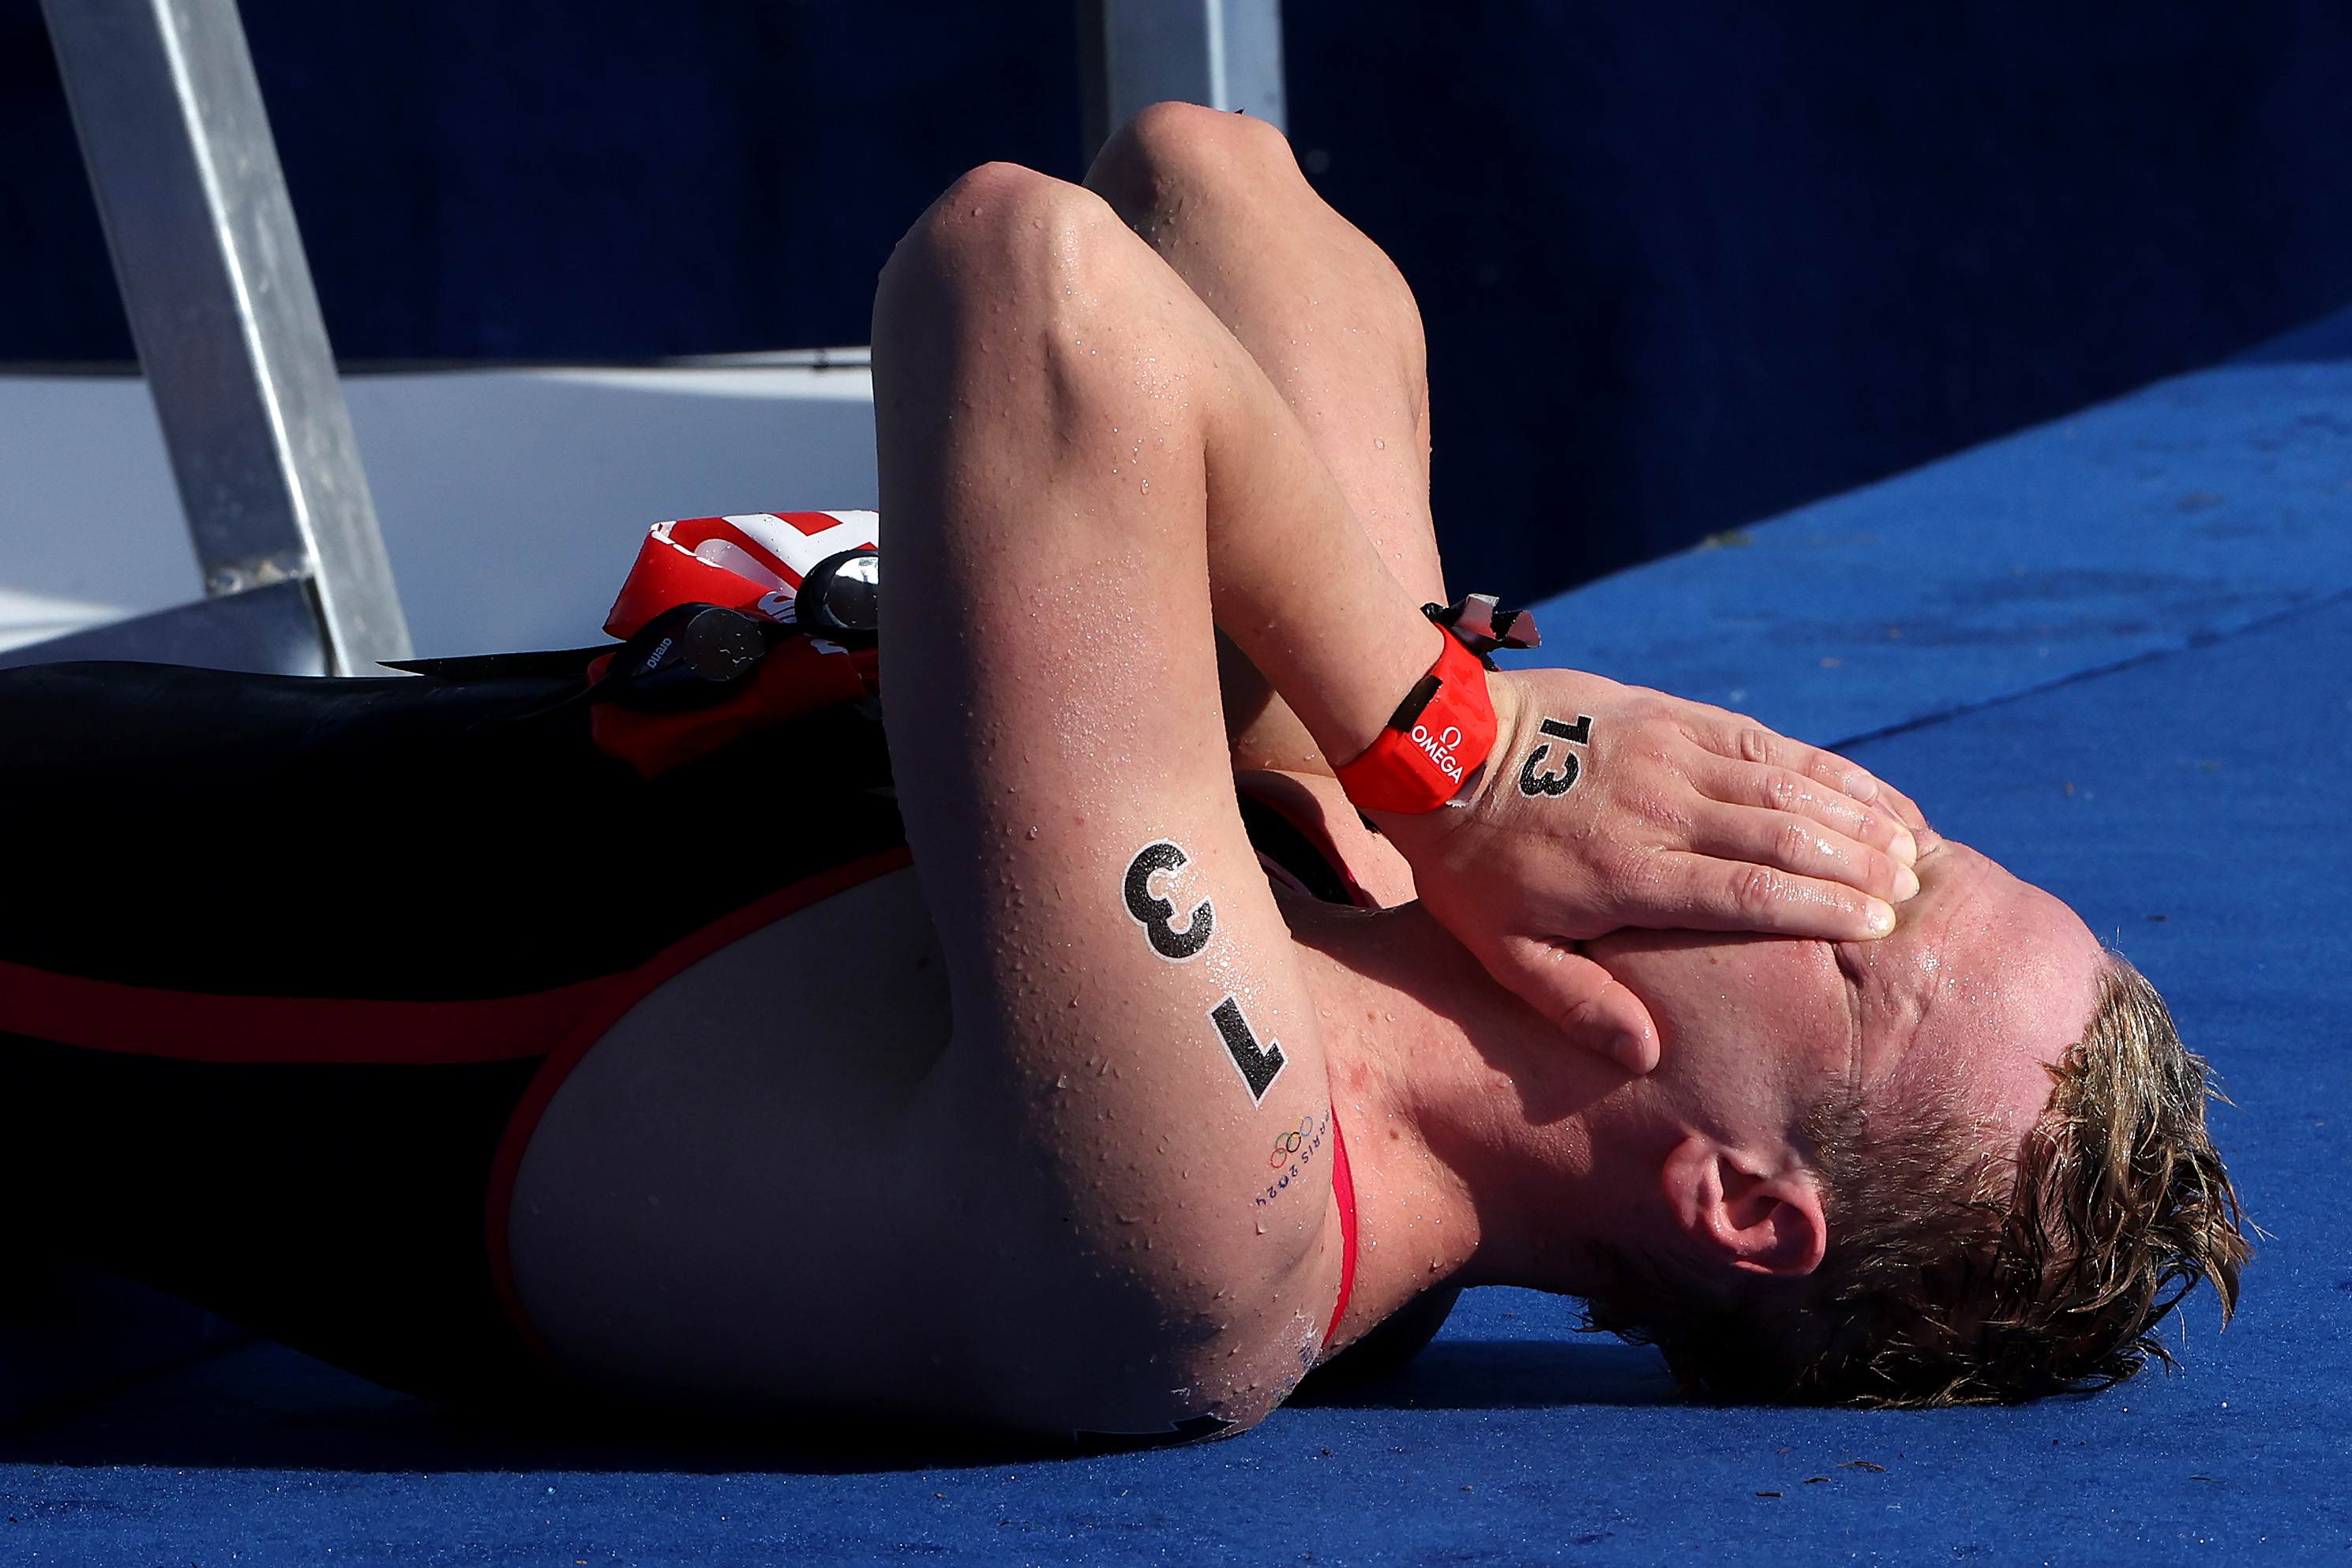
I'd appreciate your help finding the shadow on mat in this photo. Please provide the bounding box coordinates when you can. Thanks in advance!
[0,1341,1046,1476]
[0,1336,1678,1475]
[1289,1340,1679,1411]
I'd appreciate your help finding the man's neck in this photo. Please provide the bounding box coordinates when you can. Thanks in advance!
[1285,898,1660,1329]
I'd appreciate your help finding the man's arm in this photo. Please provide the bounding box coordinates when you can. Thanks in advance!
[1085,105,1922,1066]
[874,163,1360,1438]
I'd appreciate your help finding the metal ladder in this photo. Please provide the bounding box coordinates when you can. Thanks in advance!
[6,0,409,677]
[1081,0,1289,157]
[6,0,1286,676]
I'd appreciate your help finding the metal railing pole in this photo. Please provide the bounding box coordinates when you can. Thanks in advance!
[41,0,411,674]
[1081,0,1287,159]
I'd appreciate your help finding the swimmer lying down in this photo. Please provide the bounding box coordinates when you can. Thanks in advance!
[0,104,2245,1439]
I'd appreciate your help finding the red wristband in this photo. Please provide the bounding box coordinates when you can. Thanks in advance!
[1333,631,1497,814]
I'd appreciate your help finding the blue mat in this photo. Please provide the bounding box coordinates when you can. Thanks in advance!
[4,354,2347,1563]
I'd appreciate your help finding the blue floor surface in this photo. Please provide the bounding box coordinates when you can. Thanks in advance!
[4,354,2347,1563]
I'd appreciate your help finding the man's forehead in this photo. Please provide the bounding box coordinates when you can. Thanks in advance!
[1867,842,2105,1134]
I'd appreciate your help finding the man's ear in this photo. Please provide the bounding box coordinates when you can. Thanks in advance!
[1660,1134,1828,1277]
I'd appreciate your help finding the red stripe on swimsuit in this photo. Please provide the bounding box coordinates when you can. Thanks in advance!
[0,848,911,1069]
[1325,1108,1358,1349]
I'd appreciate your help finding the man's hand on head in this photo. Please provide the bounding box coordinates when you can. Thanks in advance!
[1375,668,1931,1075]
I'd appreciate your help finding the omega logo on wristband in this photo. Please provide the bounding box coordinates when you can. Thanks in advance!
[1334,632,1497,815]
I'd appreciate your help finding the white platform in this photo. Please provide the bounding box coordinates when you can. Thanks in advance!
[0,363,879,662]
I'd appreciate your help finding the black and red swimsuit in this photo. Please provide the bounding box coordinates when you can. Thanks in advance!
[0,657,910,1408]
[0,657,1367,1412]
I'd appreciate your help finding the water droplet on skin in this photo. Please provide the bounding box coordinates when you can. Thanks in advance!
[1375,437,1386,448]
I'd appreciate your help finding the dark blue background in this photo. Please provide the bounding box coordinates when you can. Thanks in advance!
[6,1,2351,600]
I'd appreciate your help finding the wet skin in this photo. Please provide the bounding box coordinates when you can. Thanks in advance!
[1584,838,2109,1169]
[1244,819,2112,1320]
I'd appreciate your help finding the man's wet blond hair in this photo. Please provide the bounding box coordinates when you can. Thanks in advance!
[1587,952,2250,1405]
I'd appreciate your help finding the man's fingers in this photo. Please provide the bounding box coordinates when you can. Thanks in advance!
[1685,801,1920,907]
[1695,756,1919,866]
[1867,775,1935,839]
[1484,936,1661,1075]
[1683,717,1929,836]
[1650,855,1900,941]
[1800,746,1931,836]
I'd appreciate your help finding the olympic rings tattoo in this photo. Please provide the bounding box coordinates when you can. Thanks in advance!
[1254,1113,1327,1206]
[1268,1116,1318,1169]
